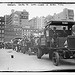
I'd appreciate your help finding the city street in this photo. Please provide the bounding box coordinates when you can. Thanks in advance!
[0,49,75,71]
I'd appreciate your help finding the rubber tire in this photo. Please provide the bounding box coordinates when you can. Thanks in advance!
[52,52,60,66]
[37,48,43,59]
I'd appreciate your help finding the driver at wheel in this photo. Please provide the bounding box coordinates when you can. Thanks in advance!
[62,27,68,37]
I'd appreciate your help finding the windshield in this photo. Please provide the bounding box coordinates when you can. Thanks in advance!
[49,25,72,37]
[50,25,68,30]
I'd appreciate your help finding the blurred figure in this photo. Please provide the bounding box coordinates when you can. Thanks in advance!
[53,27,59,38]
[52,27,58,47]
[62,27,67,37]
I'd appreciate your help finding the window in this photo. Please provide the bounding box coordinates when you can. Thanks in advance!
[2,26,4,28]
[14,28,17,31]
[0,30,1,33]
[0,34,1,37]
[2,22,4,24]
[24,30,26,32]
[50,25,68,30]
[5,26,6,28]
[2,34,4,37]
[2,30,4,33]
[1,38,4,41]
[0,22,1,24]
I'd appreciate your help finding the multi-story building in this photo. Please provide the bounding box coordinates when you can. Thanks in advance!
[0,17,5,42]
[29,17,37,29]
[22,27,39,38]
[39,16,45,29]
[4,9,29,42]
[36,16,45,29]
[53,8,74,21]
[29,16,45,30]
[4,15,15,42]
[5,9,29,27]
[20,10,29,28]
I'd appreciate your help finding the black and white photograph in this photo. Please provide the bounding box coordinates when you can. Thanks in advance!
[0,0,75,73]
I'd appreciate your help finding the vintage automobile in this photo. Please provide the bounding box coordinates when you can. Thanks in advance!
[4,42,12,49]
[36,20,75,66]
[0,41,4,49]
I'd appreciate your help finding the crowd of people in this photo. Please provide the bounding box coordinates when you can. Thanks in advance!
[12,34,39,55]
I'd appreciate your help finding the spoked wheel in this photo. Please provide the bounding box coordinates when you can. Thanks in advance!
[52,52,60,66]
[37,48,43,59]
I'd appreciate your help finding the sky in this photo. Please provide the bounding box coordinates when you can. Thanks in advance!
[0,3,75,20]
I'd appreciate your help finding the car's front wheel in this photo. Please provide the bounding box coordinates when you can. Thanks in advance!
[52,52,60,66]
